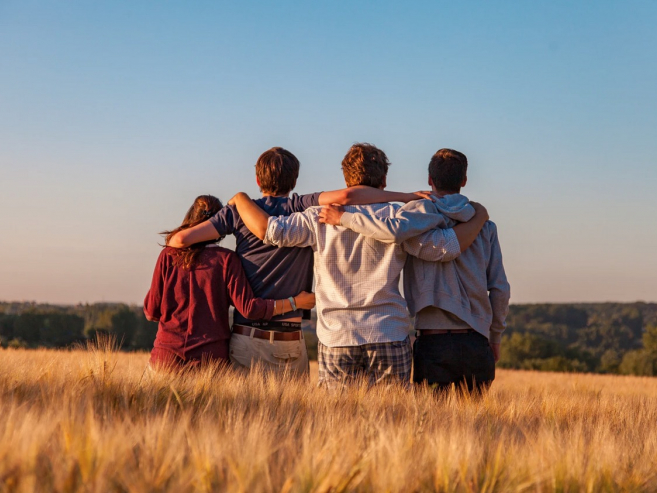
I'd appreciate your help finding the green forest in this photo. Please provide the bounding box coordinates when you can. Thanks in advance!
[1,301,656,377]
[0,302,158,352]
[499,303,657,376]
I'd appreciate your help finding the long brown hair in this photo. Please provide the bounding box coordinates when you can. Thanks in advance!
[162,195,223,269]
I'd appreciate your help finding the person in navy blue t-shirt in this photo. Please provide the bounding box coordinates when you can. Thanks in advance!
[169,147,429,377]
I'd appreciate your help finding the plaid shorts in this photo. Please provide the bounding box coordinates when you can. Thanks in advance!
[318,336,412,389]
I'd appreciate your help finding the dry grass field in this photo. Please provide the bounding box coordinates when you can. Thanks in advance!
[1,342,657,492]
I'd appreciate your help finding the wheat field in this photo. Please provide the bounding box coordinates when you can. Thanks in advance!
[1,342,656,493]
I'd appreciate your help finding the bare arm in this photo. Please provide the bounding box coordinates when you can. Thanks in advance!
[452,202,489,253]
[318,186,433,206]
[228,192,270,240]
[168,221,221,248]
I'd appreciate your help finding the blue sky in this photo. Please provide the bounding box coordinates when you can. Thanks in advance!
[1,1,656,304]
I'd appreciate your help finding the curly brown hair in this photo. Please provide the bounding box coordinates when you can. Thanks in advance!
[162,195,223,270]
[341,143,390,188]
[255,147,300,195]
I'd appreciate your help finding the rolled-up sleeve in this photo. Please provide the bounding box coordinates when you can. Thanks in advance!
[402,227,461,262]
[264,211,317,249]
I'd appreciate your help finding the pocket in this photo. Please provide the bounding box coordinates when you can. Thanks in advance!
[271,340,304,362]
[272,351,301,362]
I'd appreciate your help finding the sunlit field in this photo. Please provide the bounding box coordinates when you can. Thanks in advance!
[1,342,656,492]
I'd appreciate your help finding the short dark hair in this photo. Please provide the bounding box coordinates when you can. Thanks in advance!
[428,149,468,193]
[255,147,300,195]
[341,143,390,188]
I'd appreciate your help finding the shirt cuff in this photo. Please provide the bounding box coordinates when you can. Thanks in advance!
[339,212,355,228]
[263,217,277,245]
[264,300,275,320]
[489,330,503,344]
[443,228,461,260]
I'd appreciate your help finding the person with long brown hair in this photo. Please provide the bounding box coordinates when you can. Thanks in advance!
[144,194,315,370]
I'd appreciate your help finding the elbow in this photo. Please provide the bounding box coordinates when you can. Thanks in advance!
[168,231,189,249]
[241,304,268,321]
[254,218,269,241]
[143,308,159,322]
[254,226,267,241]
[339,189,356,205]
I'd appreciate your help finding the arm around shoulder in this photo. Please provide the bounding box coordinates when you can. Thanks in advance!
[168,221,221,248]
[337,199,442,244]
[318,186,433,206]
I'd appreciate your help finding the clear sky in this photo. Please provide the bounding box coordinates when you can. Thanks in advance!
[1,1,656,305]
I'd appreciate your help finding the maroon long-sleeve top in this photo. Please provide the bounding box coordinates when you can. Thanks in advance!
[144,246,274,365]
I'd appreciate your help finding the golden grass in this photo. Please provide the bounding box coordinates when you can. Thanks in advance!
[1,342,656,492]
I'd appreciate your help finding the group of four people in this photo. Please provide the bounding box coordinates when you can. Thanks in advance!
[144,143,510,392]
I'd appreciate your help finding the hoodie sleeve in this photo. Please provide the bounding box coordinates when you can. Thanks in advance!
[339,199,444,244]
[486,222,511,344]
[402,227,461,262]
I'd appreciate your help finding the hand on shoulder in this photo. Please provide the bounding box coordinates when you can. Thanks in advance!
[319,204,345,226]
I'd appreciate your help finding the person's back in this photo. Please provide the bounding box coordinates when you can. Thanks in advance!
[209,193,319,326]
[403,191,509,393]
[145,245,274,365]
[269,202,412,347]
[403,193,508,340]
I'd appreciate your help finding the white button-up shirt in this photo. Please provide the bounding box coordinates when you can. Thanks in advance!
[264,202,460,347]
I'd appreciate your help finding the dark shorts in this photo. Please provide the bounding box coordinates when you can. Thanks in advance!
[412,331,495,394]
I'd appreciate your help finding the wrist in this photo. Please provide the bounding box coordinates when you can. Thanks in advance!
[339,211,354,228]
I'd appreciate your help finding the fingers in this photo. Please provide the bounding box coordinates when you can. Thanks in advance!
[414,191,435,201]
[318,205,343,225]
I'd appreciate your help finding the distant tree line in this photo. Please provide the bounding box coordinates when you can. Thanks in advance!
[2,301,657,377]
[0,302,158,351]
[498,303,657,376]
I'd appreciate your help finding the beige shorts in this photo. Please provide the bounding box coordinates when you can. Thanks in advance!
[229,330,310,377]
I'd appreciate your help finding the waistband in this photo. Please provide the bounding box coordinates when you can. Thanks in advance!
[234,320,302,332]
[232,324,303,342]
[416,329,476,336]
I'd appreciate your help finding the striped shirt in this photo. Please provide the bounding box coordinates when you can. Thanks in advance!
[264,203,460,347]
